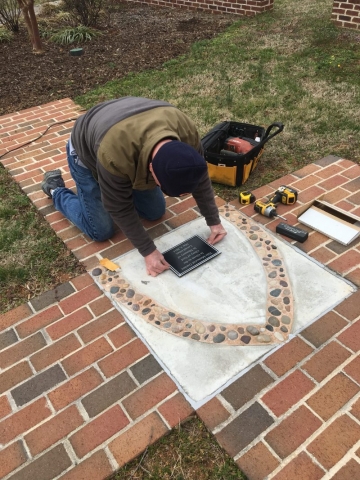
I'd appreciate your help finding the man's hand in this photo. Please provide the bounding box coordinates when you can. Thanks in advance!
[207,223,227,245]
[145,249,170,277]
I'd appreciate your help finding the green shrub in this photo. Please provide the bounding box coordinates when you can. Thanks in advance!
[0,26,12,42]
[0,0,21,32]
[49,25,100,44]
[61,0,103,27]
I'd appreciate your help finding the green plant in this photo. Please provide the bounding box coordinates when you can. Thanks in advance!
[62,0,103,27]
[0,26,12,41]
[49,25,100,44]
[0,0,21,32]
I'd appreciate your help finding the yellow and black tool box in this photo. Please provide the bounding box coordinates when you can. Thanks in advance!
[201,121,284,187]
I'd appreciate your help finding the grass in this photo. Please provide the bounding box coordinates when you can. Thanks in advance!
[0,165,84,313]
[1,0,360,476]
[75,0,360,200]
[112,417,246,480]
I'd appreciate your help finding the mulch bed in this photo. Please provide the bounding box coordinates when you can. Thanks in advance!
[1,2,235,116]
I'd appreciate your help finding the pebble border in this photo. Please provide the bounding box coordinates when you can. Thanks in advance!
[91,205,294,346]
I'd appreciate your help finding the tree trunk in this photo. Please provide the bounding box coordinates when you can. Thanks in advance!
[17,0,43,53]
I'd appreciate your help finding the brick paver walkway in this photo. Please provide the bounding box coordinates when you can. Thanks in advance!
[1,100,359,480]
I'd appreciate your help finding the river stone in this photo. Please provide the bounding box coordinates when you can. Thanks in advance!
[270,289,281,297]
[283,297,290,305]
[269,317,280,327]
[272,260,282,266]
[100,274,107,280]
[213,333,225,343]
[274,332,285,341]
[92,268,102,276]
[246,326,260,336]
[143,299,152,306]
[268,306,281,316]
[126,289,135,298]
[132,304,140,311]
[183,332,191,337]
[208,325,216,332]
[281,315,291,325]
[195,323,206,334]
[134,294,143,302]
[280,326,288,333]
[171,325,183,333]
[257,334,272,343]
[283,289,291,295]
[238,327,245,334]
[168,312,176,317]
[271,299,280,305]
[158,314,170,322]
[269,271,277,278]
[280,281,288,287]
[250,234,258,240]
[163,322,171,328]
[228,330,238,340]
[142,308,151,315]
[110,286,119,294]
[266,325,274,332]
[241,335,251,344]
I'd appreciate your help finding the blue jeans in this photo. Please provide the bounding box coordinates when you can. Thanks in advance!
[52,142,166,241]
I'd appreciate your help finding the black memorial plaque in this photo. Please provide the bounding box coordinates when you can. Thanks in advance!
[162,235,221,277]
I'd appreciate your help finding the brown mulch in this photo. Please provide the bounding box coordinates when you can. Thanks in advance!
[0,3,235,116]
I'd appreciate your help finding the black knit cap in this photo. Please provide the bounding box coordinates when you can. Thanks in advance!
[151,141,207,197]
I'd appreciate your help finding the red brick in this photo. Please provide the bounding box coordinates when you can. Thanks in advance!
[308,414,360,469]
[88,296,113,317]
[108,323,136,348]
[261,370,315,417]
[344,355,360,384]
[165,209,199,229]
[331,459,360,480]
[0,332,47,369]
[292,175,322,191]
[0,398,51,444]
[0,304,32,331]
[101,239,134,260]
[316,164,344,179]
[302,341,352,382]
[338,319,360,351]
[269,174,299,189]
[271,452,324,480]
[109,412,168,467]
[307,373,359,421]
[300,311,348,348]
[31,334,81,371]
[62,337,113,376]
[70,405,129,458]
[297,185,326,204]
[15,305,63,338]
[0,395,12,419]
[48,367,103,411]
[123,372,177,419]
[295,231,329,253]
[0,361,33,394]
[265,406,322,459]
[310,246,337,264]
[328,250,360,275]
[25,405,83,455]
[345,267,360,287]
[236,441,279,480]
[321,186,351,204]
[318,174,349,190]
[78,309,124,343]
[293,164,322,178]
[59,284,102,315]
[342,164,360,179]
[158,393,194,428]
[57,450,113,480]
[197,397,231,431]
[264,337,313,377]
[351,398,360,420]
[99,338,148,377]
[74,241,112,260]
[335,289,360,321]
[0,441,28,478]
[46,307,94,341]
[71,273,94,291]
[169,196,197,214]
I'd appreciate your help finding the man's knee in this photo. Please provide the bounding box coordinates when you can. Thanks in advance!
[142,205,166,221]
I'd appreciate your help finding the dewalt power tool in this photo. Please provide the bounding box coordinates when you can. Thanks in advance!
[268,185,298,205]
[254,200,287,220]
[254,185,298,220]
[239,191,256,205]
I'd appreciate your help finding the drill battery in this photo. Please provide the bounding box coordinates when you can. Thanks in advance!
[223,137,256,155]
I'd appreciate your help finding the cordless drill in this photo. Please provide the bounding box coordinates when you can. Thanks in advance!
[254,185,298,220]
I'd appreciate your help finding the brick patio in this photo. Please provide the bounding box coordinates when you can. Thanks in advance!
[0,99,359,480]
